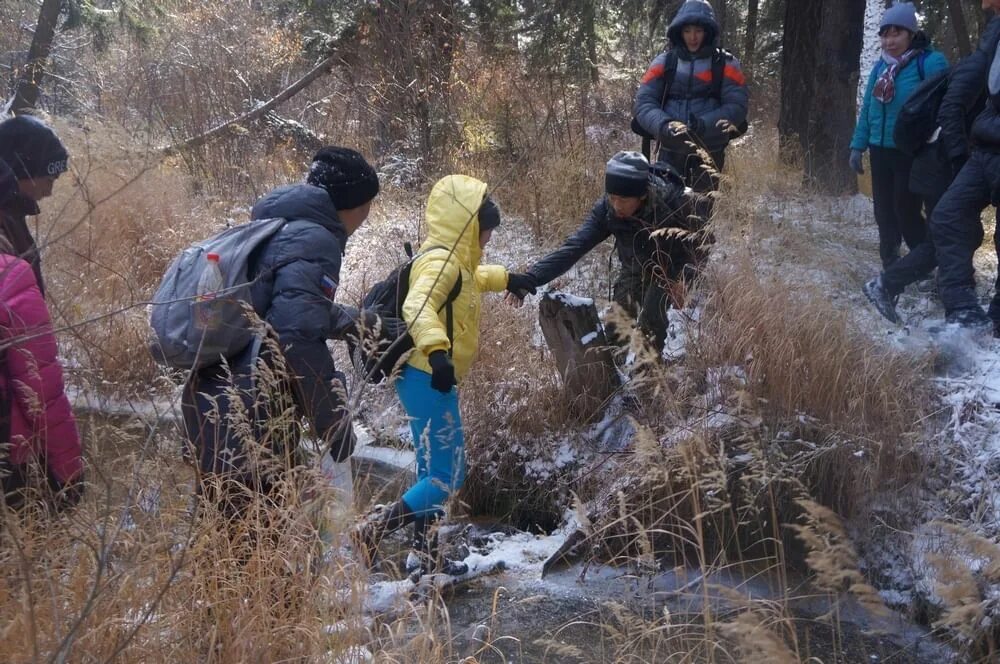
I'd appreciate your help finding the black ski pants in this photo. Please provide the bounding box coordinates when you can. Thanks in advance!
[869,146,927,269]
[931,150,1000,317]
[881,195,942,297]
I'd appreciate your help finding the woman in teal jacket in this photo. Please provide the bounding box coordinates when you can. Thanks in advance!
[849,2,948,269]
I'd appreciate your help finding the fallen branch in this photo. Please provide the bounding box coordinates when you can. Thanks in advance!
[162,52,339,155]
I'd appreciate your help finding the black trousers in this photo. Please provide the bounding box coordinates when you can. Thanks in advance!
[660,147,726,194]
[881,195,942,297]
[869,146,927,269]
[608,268,671,353]
[930,150,1000,317]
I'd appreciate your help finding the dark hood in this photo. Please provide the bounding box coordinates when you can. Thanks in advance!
[667,0,719,49]
[251,183,346,238]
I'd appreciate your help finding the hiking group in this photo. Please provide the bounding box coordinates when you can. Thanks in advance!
[0,0,998,582]
[857,0,1000,332]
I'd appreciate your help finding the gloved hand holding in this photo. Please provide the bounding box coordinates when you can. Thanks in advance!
[427,350,457,393]
[849,149,865,175]
[506,272,537,298]
[687,115,706,136]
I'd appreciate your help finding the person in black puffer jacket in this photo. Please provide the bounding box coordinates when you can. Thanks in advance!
[506,151,710,354]
[633,0,748,192]
[181,147,378,519]
[927,8,1000,331]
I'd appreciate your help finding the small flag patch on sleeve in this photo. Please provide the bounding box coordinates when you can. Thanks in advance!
[321,274,338,299]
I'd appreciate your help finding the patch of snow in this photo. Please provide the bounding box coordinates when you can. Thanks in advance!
[580,330,599,345]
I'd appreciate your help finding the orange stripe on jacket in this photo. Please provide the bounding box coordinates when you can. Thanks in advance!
[695,65,746,87]
[724,65,746,86]
[641,63,665,85]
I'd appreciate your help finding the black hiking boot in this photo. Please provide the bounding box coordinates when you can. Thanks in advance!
[862,276,901,324]
[945,306,993,333]
[406,515,469,580]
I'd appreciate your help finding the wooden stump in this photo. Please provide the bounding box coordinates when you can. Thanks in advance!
[538,291,621,421]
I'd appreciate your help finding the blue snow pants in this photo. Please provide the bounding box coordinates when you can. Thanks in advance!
[396,365,465,517]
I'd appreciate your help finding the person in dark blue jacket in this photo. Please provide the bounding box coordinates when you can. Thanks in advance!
[181,147,378,519]
[850,3,949,270]
[927,6,1000,331]
[632,0,748,192]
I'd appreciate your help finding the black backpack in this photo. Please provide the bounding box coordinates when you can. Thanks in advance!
[631,48,749,160]
[893,67,949,157]
[352,243,462,383]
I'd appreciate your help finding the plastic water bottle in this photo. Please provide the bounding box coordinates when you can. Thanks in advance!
[193,252,224,333]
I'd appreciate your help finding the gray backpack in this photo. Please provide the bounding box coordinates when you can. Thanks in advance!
[149,217,290,370]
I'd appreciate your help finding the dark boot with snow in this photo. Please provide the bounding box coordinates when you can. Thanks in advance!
[945,306,993,332]
[862,276,901,324]
[351,500,415,569]
[406,515,468,580]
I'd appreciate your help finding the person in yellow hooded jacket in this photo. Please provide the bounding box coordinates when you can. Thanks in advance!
[353,174,509,576]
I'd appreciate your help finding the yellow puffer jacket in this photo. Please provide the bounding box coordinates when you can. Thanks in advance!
[403,175,509,380]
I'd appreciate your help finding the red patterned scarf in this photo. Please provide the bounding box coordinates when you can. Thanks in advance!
[874,49,920,104]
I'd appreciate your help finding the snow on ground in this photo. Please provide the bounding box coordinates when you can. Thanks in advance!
[745,186,1000,609]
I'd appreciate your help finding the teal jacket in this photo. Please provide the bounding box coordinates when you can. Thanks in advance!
[851,46,949,151]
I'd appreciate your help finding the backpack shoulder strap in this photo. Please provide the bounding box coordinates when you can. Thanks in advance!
[711,48,727,101]
[917,51,928,81]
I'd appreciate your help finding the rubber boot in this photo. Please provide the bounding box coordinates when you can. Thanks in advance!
[406,514,468,580]
[350,500,414,568]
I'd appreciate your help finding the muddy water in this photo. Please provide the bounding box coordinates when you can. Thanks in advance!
[430,558,956,663]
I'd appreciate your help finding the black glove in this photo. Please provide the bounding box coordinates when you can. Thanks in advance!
[687,116,706,135]
[506,272,537,298]
[428,350,457,393]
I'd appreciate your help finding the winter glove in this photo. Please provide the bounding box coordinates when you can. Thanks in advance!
[427,350,457,393]
[849,149,865,175]
[506,272,538,298]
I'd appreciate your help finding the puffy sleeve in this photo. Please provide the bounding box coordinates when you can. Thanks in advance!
[633,52,676,141]
[851,65,879,151]
[403,248,463,356]
[475,265,509,293]
[0,258,82,484]
[265,225,351,455]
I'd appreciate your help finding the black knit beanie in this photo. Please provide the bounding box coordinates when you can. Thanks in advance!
[605,151,650,198]
[478,195,501,231]
[0,115,69,180]
[307,146,380,210]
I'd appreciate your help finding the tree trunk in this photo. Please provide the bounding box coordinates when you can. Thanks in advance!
[744,0,760,76]
[11,0,62,114]
[537,292,621,422]
[778,0,866,194]
[583,0,600,85]
[947,0,973,57]
[711,0,728,46]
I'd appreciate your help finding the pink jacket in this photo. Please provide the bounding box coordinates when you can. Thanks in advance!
[0,254,81,484]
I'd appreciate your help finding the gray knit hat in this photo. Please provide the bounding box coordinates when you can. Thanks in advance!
[605,151,650,198]
[880,2,918,35]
